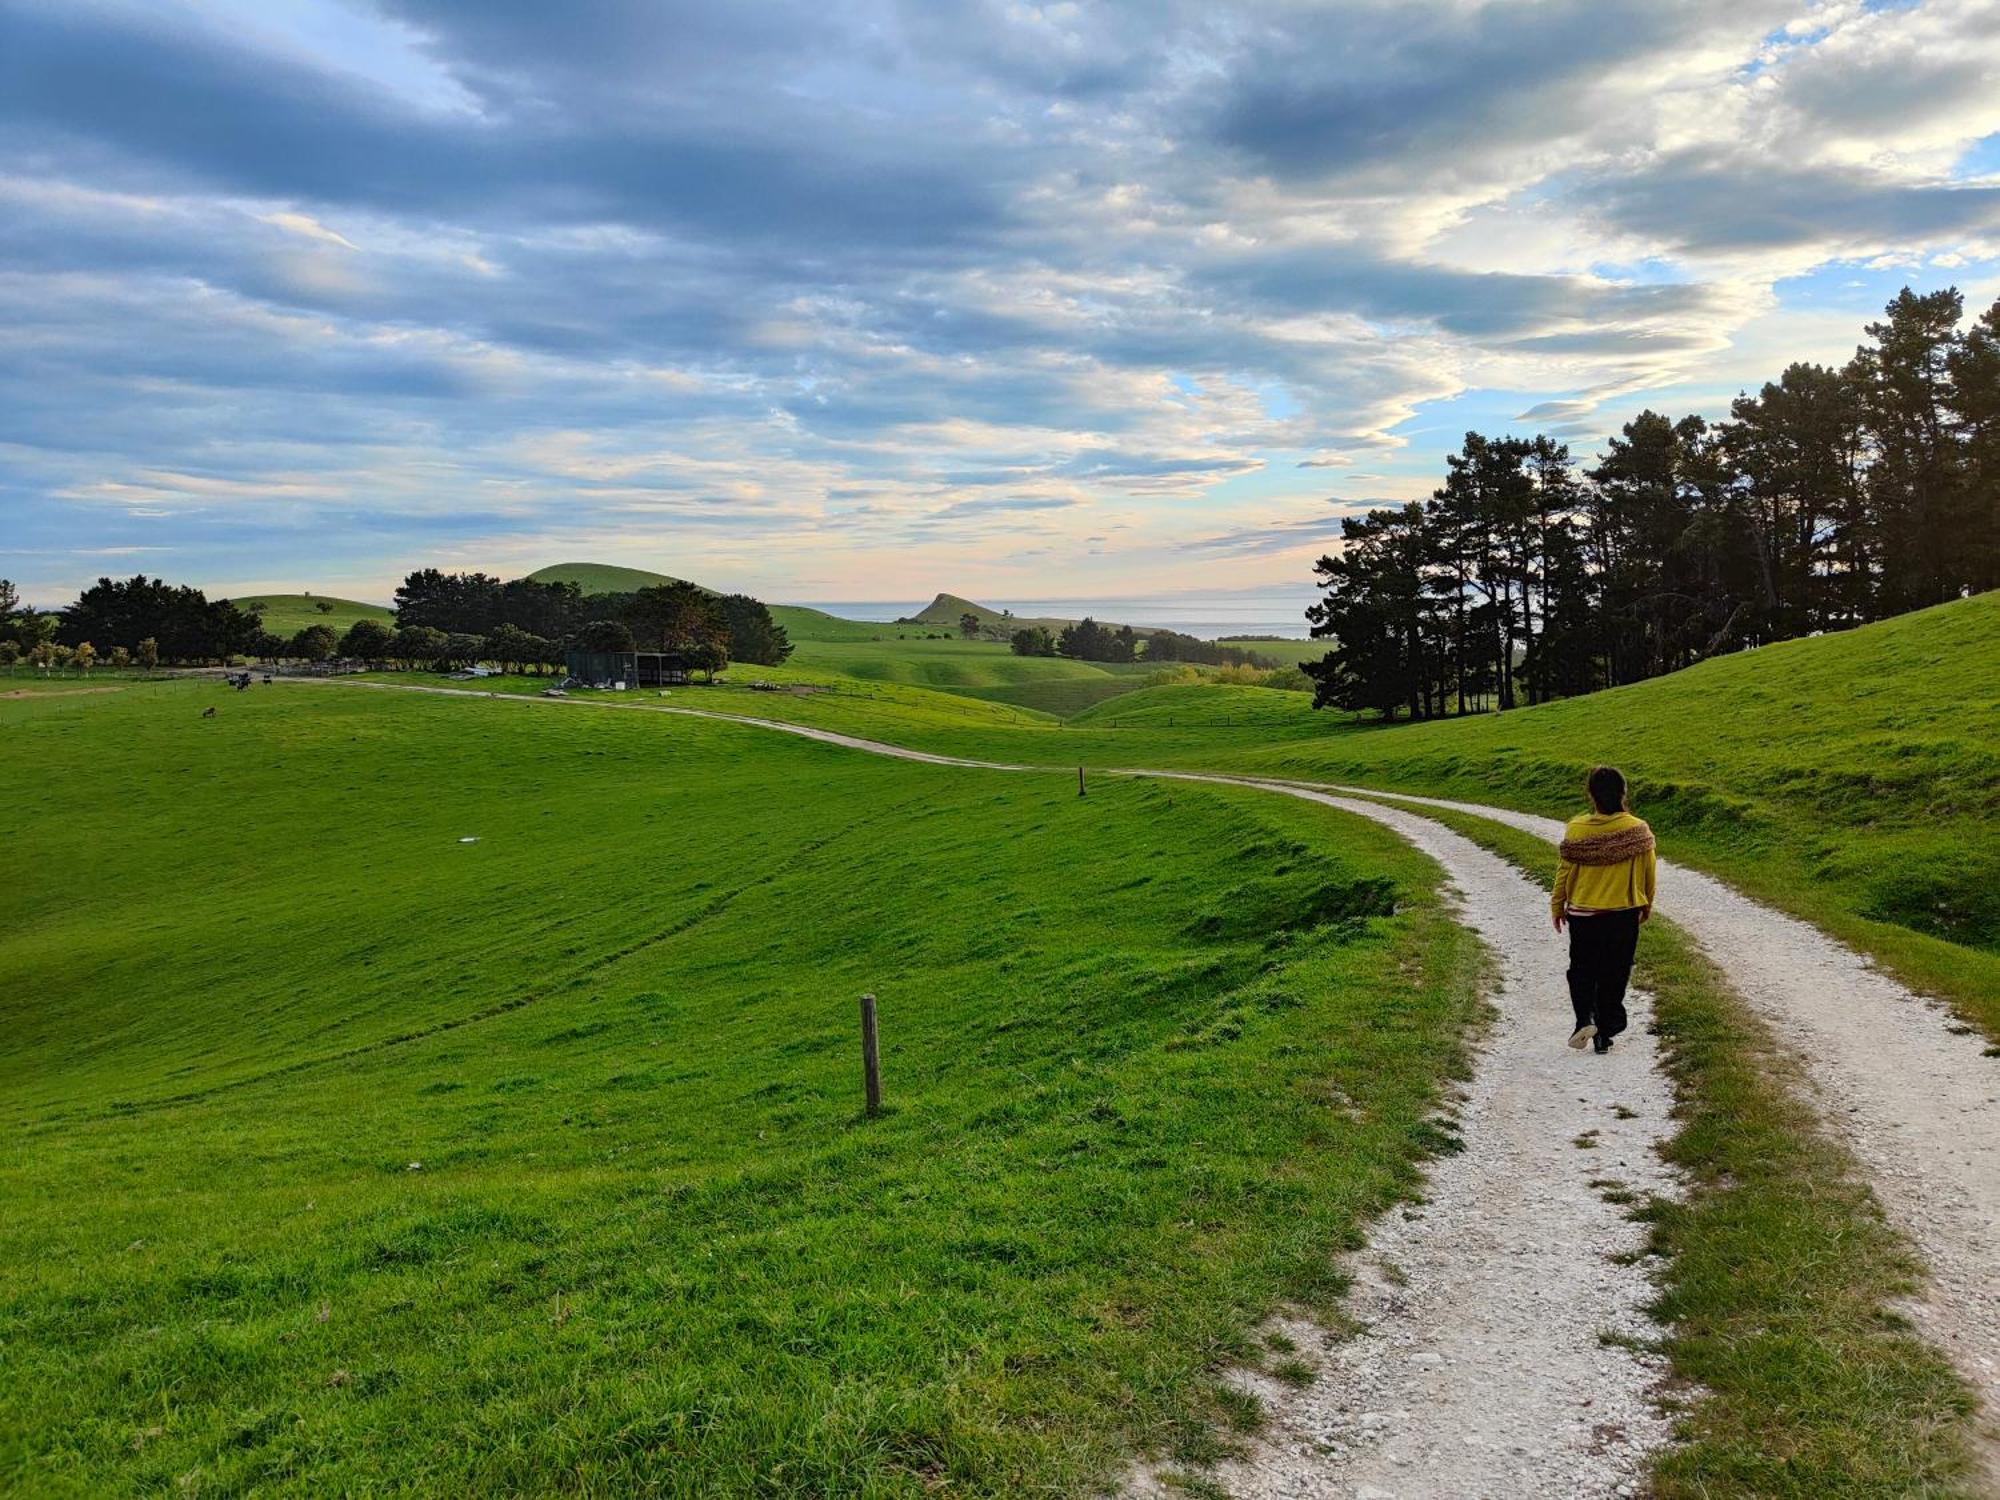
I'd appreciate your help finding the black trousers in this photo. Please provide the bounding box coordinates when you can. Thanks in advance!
[1567,908,1642,1038]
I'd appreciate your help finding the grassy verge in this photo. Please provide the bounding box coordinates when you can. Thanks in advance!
[1,681,1486,1496]
[1372,798,1982,1497]
[352,596,2000,1045]
[1222,595,2000,1040]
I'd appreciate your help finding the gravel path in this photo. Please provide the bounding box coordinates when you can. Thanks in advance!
[1280,781,2000,1435]
[303,681,2000,1483]
[1151,779,1681,1499]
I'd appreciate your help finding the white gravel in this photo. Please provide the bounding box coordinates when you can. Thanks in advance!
[1297,780,2000,1447]
[1139,779,1683,1500]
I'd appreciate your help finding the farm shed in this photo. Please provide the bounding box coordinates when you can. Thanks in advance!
[565,649,689,687]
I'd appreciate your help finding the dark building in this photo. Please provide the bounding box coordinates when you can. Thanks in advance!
[564,649,689,687]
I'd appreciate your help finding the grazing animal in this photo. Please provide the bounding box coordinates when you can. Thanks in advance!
[201,706,217,718]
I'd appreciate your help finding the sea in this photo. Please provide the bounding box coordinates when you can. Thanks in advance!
[790,588,1319,639]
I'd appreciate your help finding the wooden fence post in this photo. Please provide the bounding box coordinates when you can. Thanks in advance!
[1078,765,1086,797]
[860,993,882,1117]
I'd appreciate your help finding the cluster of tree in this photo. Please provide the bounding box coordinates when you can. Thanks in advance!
[1142,630,1277,669]
[0,608,159,674]
[1307,287,2000,720]
[391,571,590,640]
[285,618,570,674]
[49,576,264,665]
[1009,626,1057,656]
[1009,617,1141,661]
[0,580,56,666]
[1008,618,1278,667]
[391,571,793,672]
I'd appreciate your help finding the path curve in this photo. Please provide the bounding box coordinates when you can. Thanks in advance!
[1280,780,2000,1425]
[301,680,2000,1473]
[301,681,1684,1492]
[1166,782,1680,1498]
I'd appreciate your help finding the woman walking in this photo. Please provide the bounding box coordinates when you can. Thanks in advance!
[1552,766,1657,1054]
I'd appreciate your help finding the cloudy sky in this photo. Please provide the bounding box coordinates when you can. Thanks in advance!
[3,0,1998,607]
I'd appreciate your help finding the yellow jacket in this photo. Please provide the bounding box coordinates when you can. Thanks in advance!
[1551,811,1657,917]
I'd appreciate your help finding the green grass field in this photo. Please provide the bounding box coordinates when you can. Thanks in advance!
[786,636,1157,714]
[1214,638,1326,667]
[567,593,1999,1033]
[525,561,1317,707]
[10,587,1998,1496]
[225,594,393,638]
[1,679,1479,1496]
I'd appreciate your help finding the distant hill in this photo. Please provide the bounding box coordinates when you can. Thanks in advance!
[527,561,885,643]
[226,593,392,637]
[910,592,1319,651]
[527,561,688,594]
[910,592,1118,635]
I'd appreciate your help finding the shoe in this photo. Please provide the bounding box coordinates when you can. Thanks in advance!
[1593,1036,1613,1054]
[1568,1023,1597,1050]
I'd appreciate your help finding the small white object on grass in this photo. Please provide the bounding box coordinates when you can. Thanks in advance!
[458,836,479,844]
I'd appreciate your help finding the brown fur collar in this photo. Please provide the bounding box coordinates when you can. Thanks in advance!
[1559,821,1655,866]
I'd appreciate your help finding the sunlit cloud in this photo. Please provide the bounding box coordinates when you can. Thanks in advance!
[0,0,1996,603]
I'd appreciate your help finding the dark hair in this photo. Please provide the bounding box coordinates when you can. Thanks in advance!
[1587,765,1628,814]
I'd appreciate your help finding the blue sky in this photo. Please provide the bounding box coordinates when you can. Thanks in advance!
[2,0,1998,607]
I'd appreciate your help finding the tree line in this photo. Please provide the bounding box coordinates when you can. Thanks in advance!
[6,575,262,668]
[1010,619,1278,667]
[7,568,797,675]
[391,570,793,674]
[1305,287,2000,720]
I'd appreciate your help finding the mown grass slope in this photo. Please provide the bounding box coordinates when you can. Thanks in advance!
[489,594,2000,1024]
[787,636,1155,714]
[0,680,1478,1497]
[226,594,392,638]
[1221,592,2000,1029]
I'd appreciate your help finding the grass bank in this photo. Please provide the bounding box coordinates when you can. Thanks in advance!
[1,680,1482,1496]
[223,593,392,637]
[1220,594,2000,1035]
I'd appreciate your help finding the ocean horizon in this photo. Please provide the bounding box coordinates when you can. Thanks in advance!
[789,589,1319,640]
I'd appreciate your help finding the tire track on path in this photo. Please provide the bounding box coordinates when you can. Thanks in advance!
[1270,779,2000,1445]
[1144,781,1680,1499]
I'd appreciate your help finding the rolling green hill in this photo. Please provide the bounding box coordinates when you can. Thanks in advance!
[525,560,689,593]
[8,590,1995,1493]
[227,593,392,637]
[495,593,2000,1026]
[524,564,1150,697]
[526,561,887,644]
[788,640,1152,700]
[0,678,1473,1496]
[1214,591,2000,1024]
[1216,637,1327,667]
[907,595,1321,664]
[910,592,1108,635]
